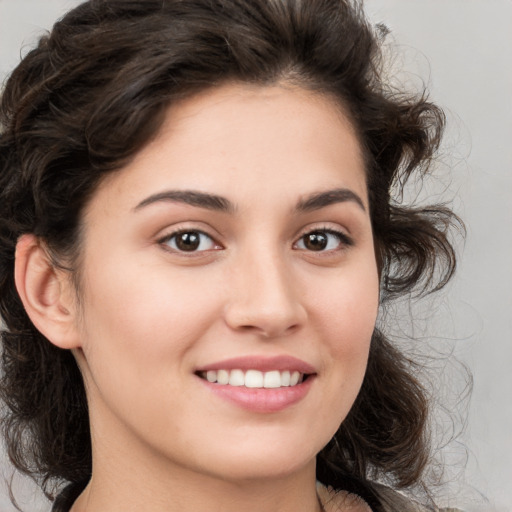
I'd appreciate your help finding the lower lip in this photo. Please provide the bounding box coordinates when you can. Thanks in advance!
[199,376,315,413]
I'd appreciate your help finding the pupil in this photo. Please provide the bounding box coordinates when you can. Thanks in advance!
[305,232,327,251]
[177,232,200,251]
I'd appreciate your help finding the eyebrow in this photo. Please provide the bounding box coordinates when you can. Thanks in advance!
[296,188,366,213]
[134,187,366,214]
[134,190,235,213]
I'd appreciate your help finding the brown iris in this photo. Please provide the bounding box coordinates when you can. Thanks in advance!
[175,231,201,251]
[302,231,329,251]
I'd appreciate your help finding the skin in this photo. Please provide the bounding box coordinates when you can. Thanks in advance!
[16,83,379,512]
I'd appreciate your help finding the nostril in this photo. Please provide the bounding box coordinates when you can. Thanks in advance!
[240,322,301,338]
[223,285,307,337]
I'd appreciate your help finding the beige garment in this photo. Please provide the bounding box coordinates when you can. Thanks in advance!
[317,482,463,512]
[317,482,372,512]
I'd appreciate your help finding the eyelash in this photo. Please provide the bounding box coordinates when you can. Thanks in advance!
[158,227,353,254]
[294,227,353,253]
[158,229,220,253]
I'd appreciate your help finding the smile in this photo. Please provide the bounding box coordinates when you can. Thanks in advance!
[199,369,305,388]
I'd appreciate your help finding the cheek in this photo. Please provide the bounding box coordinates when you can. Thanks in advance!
[295,262,379,444]
[311,261,379,375]
[318,265,378,335]
[77,262,224,377]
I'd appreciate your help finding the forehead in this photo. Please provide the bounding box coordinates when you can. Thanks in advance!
[85,82,368,217]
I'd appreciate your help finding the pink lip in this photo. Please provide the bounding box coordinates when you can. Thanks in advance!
[195,355,317,414]
[196,355,316,373]
[199,377,315,413]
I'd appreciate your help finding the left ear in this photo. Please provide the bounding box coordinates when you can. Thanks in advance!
[14,234,81,350]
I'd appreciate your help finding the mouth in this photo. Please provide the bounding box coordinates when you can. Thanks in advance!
[195,356,316,412]
[197,369,310,389]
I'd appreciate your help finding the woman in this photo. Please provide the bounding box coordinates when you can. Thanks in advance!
[0,1,463,511]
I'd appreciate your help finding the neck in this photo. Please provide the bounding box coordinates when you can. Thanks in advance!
[72,463,322,512]
[71,415,322,512]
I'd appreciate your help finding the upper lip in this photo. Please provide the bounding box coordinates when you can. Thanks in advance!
[196,355,316,374]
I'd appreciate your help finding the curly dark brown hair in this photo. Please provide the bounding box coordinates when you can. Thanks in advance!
[0,0,460,504]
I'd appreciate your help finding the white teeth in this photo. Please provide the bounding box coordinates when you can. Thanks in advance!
[200,369,306,388]
[290,371,300,386]
[245,370,263,388]
[263,370,281,388]
[217,369,230,385]
[228,369,245,387]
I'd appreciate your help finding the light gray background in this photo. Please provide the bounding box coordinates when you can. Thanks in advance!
[1,1,511,511]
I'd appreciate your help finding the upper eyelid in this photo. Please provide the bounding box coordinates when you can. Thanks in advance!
[295,224,352,241]
[165,229,216,239]
[156,223,222,242]
[159,227,213,238]
[295,229,352,246]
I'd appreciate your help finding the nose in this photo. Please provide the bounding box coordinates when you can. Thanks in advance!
[223,251,307,338]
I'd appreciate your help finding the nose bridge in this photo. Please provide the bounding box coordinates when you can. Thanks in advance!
[224,242,306,337]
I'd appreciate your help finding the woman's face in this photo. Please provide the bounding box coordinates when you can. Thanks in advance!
[72,83,379,482]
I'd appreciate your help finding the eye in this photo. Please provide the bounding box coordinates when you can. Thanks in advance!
[161,230,219,252]
[295,229,352,252]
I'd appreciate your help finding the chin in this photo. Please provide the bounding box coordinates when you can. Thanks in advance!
[205,458,314,483]
[190,436,322,483]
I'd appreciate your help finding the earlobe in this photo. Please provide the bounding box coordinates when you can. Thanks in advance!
[14,234,81,350]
